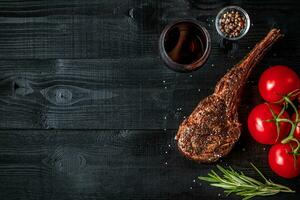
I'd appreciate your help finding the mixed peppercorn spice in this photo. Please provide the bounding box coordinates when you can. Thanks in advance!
[219,10,246,38]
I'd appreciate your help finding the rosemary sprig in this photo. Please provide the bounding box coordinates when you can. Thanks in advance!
[199,163,295,200]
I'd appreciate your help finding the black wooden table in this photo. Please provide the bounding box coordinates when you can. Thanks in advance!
[0,0,299,200]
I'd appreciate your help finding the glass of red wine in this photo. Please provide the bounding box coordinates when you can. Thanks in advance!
[159,19,211,72]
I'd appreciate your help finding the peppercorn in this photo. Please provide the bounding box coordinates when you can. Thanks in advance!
[218,9,247,38]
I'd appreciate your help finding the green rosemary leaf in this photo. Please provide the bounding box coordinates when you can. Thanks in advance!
[239,174,262,186]
[224,190,233,196]
[210,183,236,189]
[242,195,256,200]
[198,176,216,182]
[250,163,269,183]
[199,163,295,199]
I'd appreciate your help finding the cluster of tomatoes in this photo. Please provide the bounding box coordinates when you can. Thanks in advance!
[247,65,300,178]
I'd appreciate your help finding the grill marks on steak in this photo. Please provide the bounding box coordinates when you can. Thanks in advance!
[175,29,283,163]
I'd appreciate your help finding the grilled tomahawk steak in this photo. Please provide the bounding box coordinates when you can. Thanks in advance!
[175,29,283,163]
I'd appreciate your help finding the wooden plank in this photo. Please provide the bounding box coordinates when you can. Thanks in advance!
[0,56,217,129]
[0,0,167,59]
[0,57,278,129]
[0,52,299,129]
[0,58,179,129]
[0,1,299,200]
[0,0,299,130]
[0,0,298,59]
[0,129,298,200]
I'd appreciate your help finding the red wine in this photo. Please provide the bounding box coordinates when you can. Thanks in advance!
[159,19,211,72]
[164,22,205,65]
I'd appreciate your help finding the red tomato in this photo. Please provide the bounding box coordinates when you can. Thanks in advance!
[292,111,300,141]
[268,143,300,178]
[259,65,299,103]
[247,103,291,144]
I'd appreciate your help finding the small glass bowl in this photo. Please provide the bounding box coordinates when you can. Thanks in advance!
[215,6,250,40]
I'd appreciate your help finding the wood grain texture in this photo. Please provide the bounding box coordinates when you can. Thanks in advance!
[0,0,299,129]
[0,58,297,129]
[0,0,298,59]
[0,58,210,129]
[0,0,300,200]
[0,130,299,200]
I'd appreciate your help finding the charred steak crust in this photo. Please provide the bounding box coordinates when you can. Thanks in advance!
[175,94,241,163]
[175,29,283,163]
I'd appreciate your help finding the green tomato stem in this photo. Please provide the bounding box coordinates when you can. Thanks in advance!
[284,96,298,122]
[277,104,286,118]
[276,118,294,125]
[292,139,300,153]
[265,93,300,154]
[280,117,296,144]
[280,95,300,154]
